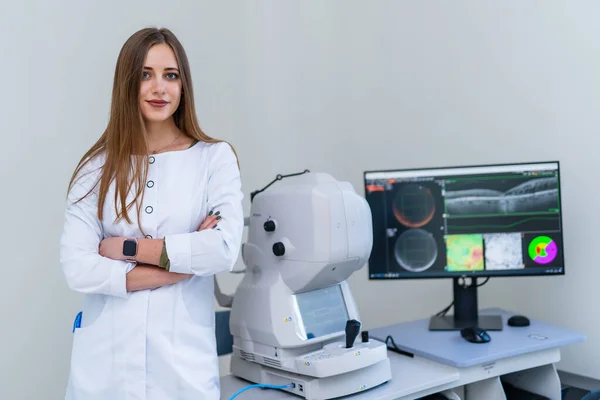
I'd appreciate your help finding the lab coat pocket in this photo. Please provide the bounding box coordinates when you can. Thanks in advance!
[79,294,106,328]
[69,297,117,399]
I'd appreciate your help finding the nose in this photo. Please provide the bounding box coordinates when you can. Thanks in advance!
[151,76,166,94]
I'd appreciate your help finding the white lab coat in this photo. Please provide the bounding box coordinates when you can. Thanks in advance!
[60,141,244,400]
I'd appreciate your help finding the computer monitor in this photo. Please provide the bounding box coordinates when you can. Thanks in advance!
[363,161,564,331]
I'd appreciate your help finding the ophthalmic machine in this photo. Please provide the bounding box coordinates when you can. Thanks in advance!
[228,171,392,400]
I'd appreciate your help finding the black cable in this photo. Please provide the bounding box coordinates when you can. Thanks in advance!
[476,277,490,287]
[436,301,454,317]
[385,335,414,358]
[250,170,310,202]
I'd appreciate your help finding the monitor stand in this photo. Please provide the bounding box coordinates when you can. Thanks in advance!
[429,277,503,331]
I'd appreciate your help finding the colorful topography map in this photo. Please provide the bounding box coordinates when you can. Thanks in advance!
[445,234,484,271]
[528,235,558,265]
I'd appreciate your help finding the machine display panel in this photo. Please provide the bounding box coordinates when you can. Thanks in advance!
[295,285,349,339]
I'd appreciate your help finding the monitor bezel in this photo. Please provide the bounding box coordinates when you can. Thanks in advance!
[363,160,565,280]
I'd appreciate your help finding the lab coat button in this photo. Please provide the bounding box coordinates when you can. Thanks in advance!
[147,180,154,188]
[149,156,155,164]
[145,206,153,214]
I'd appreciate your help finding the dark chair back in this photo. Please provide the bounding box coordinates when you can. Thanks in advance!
[215,310,234,356]
[582,390,600,400]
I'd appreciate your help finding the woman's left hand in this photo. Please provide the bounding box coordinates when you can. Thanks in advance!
[99,237,127,261]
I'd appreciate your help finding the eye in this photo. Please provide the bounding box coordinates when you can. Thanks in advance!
[142,71,150,79]
[166,73,179,80]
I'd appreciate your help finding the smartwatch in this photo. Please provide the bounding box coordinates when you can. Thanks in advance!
[123,238,138,261]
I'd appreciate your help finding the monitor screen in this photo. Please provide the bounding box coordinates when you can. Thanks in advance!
[294,285,349,340]
[364,161,564,279]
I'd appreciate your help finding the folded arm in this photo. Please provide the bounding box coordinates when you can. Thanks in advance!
[162,142,244,276]
[60,161,189,297]
[125,264,191,292]
[60,164,133,298]
[123,210,221,268]
[128,143,242,277]
[96,144,241,277]
[96,209,221,284]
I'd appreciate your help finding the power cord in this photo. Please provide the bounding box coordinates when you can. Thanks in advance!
[433,277,490,317]
[385,335,414,358]
[229,383,296,399]
[476,277,490,287]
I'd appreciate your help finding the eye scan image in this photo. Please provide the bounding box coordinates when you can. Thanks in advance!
[444,176,559,215]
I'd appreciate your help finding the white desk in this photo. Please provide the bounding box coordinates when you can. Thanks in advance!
[219,309,585,400]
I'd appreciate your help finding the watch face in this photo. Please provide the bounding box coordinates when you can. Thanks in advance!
[123,240,137,257]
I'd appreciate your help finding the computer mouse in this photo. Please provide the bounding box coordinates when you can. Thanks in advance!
[507,315,530,327]
[460,327,491,344]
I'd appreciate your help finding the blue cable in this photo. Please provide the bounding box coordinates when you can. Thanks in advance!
[228,382,295,400]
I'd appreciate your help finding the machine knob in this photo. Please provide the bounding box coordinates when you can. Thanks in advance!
[264,220,276,232]
[272,242,285,256]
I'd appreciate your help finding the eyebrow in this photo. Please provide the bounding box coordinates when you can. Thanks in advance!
[143,66,180,72]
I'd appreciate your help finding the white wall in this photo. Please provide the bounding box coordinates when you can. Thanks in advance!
[2,1,600,398]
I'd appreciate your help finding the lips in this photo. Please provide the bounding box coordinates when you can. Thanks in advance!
[147,100,169,108]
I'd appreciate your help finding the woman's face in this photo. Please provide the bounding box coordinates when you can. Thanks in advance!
[139,44,182,124]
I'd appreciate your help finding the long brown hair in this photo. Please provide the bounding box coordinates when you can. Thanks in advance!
[68,27,233,228]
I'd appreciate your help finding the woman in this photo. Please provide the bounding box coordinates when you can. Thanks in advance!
[60,27,244,399]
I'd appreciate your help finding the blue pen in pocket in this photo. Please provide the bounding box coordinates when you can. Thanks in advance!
[73,311,82,333]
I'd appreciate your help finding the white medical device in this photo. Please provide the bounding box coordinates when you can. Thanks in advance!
[228,171,392,399]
